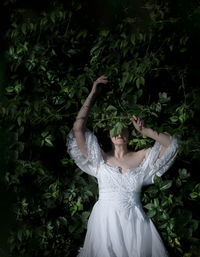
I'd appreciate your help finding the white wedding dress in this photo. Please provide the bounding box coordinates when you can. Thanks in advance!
[66,128,179,257]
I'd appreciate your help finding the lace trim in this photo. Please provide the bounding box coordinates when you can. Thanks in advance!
[102,148,152,175]
[143,132,179,184]
[66,128,104,177]
[99,132,176,176]
[66,128,179,180]
[77,246,83,256]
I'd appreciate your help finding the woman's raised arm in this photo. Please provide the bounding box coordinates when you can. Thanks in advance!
[72,75,108,158]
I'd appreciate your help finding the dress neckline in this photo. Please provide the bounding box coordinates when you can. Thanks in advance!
[102,150,150,175]
[103,162,135,175]
[99,143,153,175]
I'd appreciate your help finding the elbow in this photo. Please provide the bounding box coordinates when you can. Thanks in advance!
[166,137,172,148]
[163,132,172,148]
[163,141,171,148]
[73,124,85,132]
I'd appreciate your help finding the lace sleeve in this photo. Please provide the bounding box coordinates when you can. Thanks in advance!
[142,132,179,186]
[66,128,103,178]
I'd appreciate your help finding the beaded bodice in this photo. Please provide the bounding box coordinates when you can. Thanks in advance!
[66,128,179,210]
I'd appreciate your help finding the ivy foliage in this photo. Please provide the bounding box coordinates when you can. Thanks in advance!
[1,0,200,256]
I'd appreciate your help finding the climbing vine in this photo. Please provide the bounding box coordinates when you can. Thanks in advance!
[0,0,200,256]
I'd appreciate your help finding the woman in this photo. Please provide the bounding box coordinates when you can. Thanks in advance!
[66,75,179,257]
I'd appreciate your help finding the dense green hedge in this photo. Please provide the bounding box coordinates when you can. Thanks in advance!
[0,0,200,256]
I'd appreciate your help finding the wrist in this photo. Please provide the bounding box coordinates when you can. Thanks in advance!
[141,127,150,136]
[89,90,97,97]
[141,127,160,141]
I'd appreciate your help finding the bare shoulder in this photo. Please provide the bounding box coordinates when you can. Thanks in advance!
[135,147,151,159]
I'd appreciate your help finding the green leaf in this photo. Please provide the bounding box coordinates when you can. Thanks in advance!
[147,209,156,218]
[170,116,179,122]
[15,84,22,94]
[9,46,14,56]
[41,131,49,137]
[81,211,90,222]
[137,89,143,98]
[100,30,109,37]
[50,13,55,23]
[190,219,199,232]
[159,222,167,229]
[140,77,145,86]
[21,23,26,35]
[139,33,143,41]
[45,137,53,146]
[136,78,140,89]
[58,216,68,228]
[120,72,129,89]
[160,180,172,190]
[154,198,159,207]
[17,116,22,126]
[110,122,124,137]
[43,192,52,199]
[144,203,154,210]
[18,142,24,153]
[17,230,22,242]
[6,86,14,93]
[153,175,163,186]
[130,33,135,45]
[161,212,169,220]
[189,192,199,200]
[71,205,78,216]
[106,105,117,111]
[77,197,83,211]
[178,169,190,180]
[69,223,78,233]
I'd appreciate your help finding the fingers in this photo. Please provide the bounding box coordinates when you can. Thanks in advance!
[98,75,108,80]
[100,74,107,78]
[129,114,145,132]
[130,115,144,124]
[132,115,137,121]
[130,115,138,122]
[95,75,109,84]
[100,75,108,83]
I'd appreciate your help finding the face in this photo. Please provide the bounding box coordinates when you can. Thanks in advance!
[109,127,129,146]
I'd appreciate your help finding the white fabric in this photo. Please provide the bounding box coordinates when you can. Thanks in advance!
[66,128,179,257]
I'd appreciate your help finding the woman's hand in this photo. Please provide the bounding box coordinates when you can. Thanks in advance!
[129,115,145,133]
[91,75,109,95]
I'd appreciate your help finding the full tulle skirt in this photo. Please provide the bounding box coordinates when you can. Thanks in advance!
[76,200,169,257]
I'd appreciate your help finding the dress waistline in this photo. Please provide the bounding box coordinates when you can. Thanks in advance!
[98,190,141,209]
